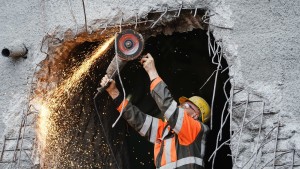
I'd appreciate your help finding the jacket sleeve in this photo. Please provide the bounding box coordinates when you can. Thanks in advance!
[114,94,167,144]
[150,77,202,145]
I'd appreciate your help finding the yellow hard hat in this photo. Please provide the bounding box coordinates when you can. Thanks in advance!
[179,96,211,123]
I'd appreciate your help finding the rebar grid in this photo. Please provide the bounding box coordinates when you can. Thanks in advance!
[0,65,41,168]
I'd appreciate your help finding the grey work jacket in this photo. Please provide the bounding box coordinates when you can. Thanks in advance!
[114,77,209,169]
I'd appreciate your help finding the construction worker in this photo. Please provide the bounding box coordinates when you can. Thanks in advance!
[100,53,210,169]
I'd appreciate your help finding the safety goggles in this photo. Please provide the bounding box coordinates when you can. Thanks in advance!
[181,103,196,112]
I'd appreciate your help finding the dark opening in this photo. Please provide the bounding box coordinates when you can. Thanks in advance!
[2,48,10,57]
[119,28,232,168]
[38,28,232,169]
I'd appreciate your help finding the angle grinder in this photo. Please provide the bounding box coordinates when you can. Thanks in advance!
[96,29,144,94]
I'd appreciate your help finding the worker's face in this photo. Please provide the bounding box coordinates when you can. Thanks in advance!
[180,102,200,120]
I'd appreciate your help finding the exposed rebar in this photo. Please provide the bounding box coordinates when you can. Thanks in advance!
[254,102,265,168]
[234,92,249,166]
[81,0,88,32]
[150,7,168,28]
[273,114,280,168]
[210,43,222,129]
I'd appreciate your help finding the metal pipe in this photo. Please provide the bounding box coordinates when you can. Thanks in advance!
[2,44,28,58]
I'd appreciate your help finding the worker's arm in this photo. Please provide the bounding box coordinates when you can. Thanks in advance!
[141,54,201,145]
[100,75,166,144]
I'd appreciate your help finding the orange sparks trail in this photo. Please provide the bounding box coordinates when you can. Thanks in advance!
[35,36,115,157]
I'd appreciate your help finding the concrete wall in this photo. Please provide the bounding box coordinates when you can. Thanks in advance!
[211,0,300,168]
[0,0,299,168]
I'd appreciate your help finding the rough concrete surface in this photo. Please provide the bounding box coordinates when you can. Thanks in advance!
[0,0,299,168]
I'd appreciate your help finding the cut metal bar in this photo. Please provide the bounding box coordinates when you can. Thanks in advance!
[292,149,295,169]
[240,102,264,169]
[13,115,25,162]
[119,15,123,33]
[221,65,230,73]
[211,97,230,168]
[208,137,231,161]
[210,43,222,129]
[211,110,275,164]
[207,21,211,57]
[199,70,216,91]
[17,112,28,167]
[81,0,88,32]
[254,102,265,168]
[273,114,280,169]
[234,89,243,95]
[100,20,154,33]
[274,164,300,167]
[5,148,32,152]
[234,92,249,166]
[23,150,34,165]
[194,8,198,17]
[229,80,234,165]
[219,94,231,141]
[100,23,107,35]
[211,43,220,65]
[150,7,168,28]
[260,151,291,169]
[149,7,201,13]
[223,77,231,100]
[0,161,13,163]
[174,2,183,17]
[0,136,6,161]
[134,13,138,29]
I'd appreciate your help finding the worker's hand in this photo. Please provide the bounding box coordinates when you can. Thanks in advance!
[140,53,159,81]
[100,75,119,99]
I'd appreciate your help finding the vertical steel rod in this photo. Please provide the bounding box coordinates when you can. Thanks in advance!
[273,114,280,169]
[234,92,249,166]
[229,80,234,164]
[291,149,295,169]
[194,8,198,17]
[210,46,222,129]
[18,112,28,168]
[81,0,88,32]
[229,81,234,140]
[0,136,6,161]
[13,114,25,162]
[150,7,168,28]
[254,102,265,168]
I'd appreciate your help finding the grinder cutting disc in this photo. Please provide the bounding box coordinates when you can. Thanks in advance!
[115,29,144,61]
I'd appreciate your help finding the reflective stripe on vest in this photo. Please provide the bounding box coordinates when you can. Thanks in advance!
[201,124,208,157]
[173,108,184,133]
[150,118,159,143]
[164,138,172,164]
[157,156,204,169]
[164,100,177,120]
[139,115,153,136]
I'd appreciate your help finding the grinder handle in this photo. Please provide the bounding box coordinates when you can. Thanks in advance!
[106,55,127,78]
[95,55,127,96]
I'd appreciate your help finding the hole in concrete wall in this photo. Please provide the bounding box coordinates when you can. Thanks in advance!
[2,48,10,57]
[33,10,232,169]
